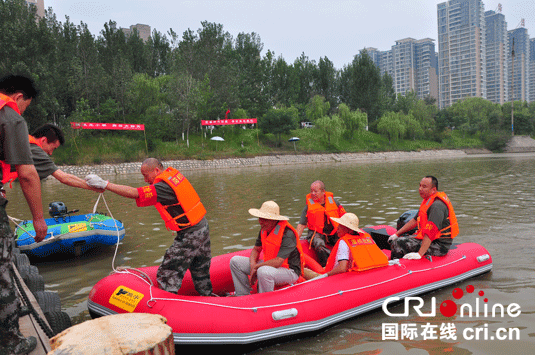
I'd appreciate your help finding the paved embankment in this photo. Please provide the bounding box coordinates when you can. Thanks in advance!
[59,150,469,177]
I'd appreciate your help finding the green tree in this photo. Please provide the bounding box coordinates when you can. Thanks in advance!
[394,91,419,114]
[305,95,330,122]
[338,104,367,138]
[450,97,501,136]
[233,32,266,118]
[339,50,383,127]
[316,57,339,110]
[315,115,344,145]
[259,106,298,146]
[167,72,201,146]
[401,113,423,140]
[377,111,406,143]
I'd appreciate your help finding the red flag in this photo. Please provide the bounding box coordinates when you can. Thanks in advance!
[225,109,230,119]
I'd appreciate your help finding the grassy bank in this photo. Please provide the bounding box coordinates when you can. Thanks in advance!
[52,127,485,166]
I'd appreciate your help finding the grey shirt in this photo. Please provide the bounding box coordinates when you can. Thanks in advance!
[0,106,33,199]
[254,227,301,275]
[30,144,59,180]
[426,199,452,248]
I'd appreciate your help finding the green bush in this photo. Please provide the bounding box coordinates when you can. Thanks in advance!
[480,131,511,152]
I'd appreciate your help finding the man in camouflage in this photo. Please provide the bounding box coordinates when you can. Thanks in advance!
[85,158,212,296]
[1,75,47,354]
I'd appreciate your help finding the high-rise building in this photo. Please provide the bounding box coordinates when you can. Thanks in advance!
[361,38,438,102]
[530,38,535,103]
[437,0,487,109]
[25,0,45,18]
[121,24,151,43]
[485,10,509,105]
[508,27,530,102]
[392,38,417,95]
[414,38,439,101]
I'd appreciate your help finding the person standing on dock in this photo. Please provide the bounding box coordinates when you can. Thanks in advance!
[388,176,459,260]
[0,74,47,355]
[296,180,346,267]
[85,158,213,296]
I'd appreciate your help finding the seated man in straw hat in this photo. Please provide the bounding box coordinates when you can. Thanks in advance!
[229,201,304,296]
[304,213,388,279]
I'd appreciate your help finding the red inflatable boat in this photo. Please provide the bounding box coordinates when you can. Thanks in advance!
[88,226,492,345]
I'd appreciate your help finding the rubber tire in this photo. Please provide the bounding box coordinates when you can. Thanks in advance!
[34,291,61,313]
[25,273,45,295]
[45,311,72,336]
[16,263,30,281]
[14,253,30,269]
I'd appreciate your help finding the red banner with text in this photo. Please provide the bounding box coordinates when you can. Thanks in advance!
[71,122,145,131]
[201,119,257,126]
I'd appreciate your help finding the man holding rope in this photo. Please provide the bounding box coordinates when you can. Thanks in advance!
[85,158,213,296]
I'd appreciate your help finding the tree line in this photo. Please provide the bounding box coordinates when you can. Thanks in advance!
[2,0,534,152]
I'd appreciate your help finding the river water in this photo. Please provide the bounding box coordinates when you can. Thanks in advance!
[6,153,535,354]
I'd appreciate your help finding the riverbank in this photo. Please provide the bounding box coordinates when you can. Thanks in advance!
[58,149,476,176]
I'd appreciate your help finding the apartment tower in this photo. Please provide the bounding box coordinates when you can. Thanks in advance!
[437,0,487,109]
[530,38,535,103]
[508,27,530,102]
[485,10,509,105]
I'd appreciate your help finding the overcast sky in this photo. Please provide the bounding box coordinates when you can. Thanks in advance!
[46,0,534,69]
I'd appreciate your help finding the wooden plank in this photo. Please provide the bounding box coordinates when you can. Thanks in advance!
[13,262,52,355]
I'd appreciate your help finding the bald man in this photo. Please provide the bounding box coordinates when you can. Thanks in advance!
[86,158,213,296]
[296,180,346,267]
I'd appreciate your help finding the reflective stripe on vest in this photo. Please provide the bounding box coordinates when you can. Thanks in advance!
[153,167,206,231]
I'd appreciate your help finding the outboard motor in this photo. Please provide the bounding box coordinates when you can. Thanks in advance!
[396,209,418,235]
[49,201,68,218]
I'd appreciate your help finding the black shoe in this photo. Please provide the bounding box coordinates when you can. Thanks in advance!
[4,336,37,355]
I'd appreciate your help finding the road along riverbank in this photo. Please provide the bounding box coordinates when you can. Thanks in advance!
[58,149,472,177]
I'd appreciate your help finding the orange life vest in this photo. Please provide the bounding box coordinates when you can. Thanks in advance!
[416,192,459,240]
[0,135,43,187]
[0,94,21,187]
[0,93,20,114]
[151,167,206,231]
[325,233,388,272]
[260,220,304,276]
[306,191,342,236]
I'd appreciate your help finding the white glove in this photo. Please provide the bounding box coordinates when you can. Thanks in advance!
[403,252,422,260]
[388,233,398,243]
[85,174,109,189]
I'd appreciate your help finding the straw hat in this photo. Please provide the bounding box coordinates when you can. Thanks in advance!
[330,213,364,233]
[248,201,289,221]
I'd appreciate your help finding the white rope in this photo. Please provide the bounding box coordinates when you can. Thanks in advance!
[128,255,469,312]
[87,195,471,312]
[92,193,123,273]
[93,193,159,286]
[8,215,33,237]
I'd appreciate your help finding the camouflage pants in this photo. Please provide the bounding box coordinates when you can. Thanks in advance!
[307,232,336,267]
[156,219,212,296]
[390,236,450,260]
[0,203,23,347]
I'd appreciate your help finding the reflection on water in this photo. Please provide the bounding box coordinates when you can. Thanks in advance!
[6,153,535,354]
